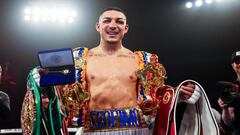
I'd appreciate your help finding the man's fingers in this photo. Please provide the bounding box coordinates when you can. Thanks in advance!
[180,88,193,97]
[179,84,196,100]
[180,85,195,93]
[218,98,228,108]
[185,82,195,88]
[183,82,195,88]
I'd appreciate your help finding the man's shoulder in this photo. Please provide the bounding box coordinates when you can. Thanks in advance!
[88,47,99,54]
[0,91,9,99]
[73,47,89,52]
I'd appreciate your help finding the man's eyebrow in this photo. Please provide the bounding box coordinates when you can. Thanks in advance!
[101,17,126,20]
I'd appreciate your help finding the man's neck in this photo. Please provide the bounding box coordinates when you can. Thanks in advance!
[99,42,123,55]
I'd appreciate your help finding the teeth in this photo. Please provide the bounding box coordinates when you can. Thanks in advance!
[107,32,117,35]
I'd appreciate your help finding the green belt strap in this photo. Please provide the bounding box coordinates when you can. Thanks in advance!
[29,68,41,135]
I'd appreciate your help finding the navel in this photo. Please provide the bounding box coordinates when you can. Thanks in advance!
[129,75,136,81]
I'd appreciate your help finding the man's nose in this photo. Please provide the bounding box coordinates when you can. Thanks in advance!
[109,21,117,28]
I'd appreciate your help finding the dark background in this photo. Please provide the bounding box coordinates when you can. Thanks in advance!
[0,0,239,129]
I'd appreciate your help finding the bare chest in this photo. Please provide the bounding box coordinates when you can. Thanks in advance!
[86,55,139,82]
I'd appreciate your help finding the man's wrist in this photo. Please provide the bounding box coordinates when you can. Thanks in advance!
[183,85,201,104]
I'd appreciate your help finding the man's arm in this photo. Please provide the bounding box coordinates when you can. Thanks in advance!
[218,98,235,134]
[0,91,10,119]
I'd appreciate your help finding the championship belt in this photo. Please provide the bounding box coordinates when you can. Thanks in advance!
[56,82,89,123]
[21,70,41,135]
[136,53,176,135]
[154,81,220,135]
[136,54,167,115]
[21,67,63,135]
[57,47,89,127]
[153,86,175,135]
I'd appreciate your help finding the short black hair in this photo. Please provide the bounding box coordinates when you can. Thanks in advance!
[99,7,126,20]
[231,51,240,63]
[101,7,125,14]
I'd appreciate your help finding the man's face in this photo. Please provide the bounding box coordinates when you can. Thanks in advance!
[96,10,128,44]
[232,58,240,75]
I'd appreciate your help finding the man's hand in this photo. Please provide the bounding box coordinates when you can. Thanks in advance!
[179,82,201,104]
[179,82,195,100]
[218,98,227,109]
[218,98,235,126]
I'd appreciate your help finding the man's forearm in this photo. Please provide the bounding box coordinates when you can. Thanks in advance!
[221,109,234,126]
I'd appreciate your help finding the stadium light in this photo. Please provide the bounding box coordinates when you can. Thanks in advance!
[195,0,203,7]
[23,2,77,24]
[186,2,193,8]
[185,0,237,9]
[24,15,31,21]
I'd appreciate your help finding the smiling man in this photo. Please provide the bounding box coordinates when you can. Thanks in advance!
[22,7,219,135]
[65,7,197,135]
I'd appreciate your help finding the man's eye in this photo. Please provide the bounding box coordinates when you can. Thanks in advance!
[116,20,124,24]
[103,20,111,23]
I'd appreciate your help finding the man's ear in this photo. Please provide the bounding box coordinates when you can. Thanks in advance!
[96,22,100,32]
[124,24,129,34]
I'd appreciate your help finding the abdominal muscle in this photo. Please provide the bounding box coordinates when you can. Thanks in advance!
[88,78,138,111]
[86,47,140,111]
